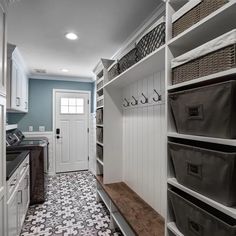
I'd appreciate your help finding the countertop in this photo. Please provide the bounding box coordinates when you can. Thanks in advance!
[6,150,30,180]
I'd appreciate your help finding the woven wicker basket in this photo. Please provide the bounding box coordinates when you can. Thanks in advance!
[119,48,138,74]
[173,0,228,37]
[172,44,236,84]
[108,63,120,81]
[136,22,165,61]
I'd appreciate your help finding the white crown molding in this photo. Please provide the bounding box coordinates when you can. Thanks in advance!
[92,2,165,73]
[29,74,94,83]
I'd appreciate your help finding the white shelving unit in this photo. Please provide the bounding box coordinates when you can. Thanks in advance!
[93,0,236,235]
[166,0,236,235]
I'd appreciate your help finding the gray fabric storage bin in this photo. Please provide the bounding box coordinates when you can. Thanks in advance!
[96,127,103,143]
[169,141,236,206]
[96,109,103,124]
[169,80,236,139]
[168,189,236,236]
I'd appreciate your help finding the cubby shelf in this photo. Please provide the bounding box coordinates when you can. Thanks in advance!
[168,132,236,147]
[168,178,236,219]
[96,105,104,110]
[96,158,104,166]
[167,68,236,91]
[96,124,103,127]
[167,222,183,236]
[96,87,103,94]
[97,95,104,101]
[96,141,103,147]
[104,45,165,89]
[168,1,236,54]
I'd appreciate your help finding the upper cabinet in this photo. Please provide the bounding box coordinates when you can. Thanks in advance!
[0,3,6,96]
[7,44,28,113]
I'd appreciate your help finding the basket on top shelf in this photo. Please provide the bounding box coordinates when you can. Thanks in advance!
[172,0,229,38]
[118,47,138,74]
[172,29,236,85]
[108,62,120,81]
[136,16,165,61]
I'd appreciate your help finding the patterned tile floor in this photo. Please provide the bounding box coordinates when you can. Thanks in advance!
[21,171,122,236]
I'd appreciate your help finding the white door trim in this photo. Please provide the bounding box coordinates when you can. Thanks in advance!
[52,89,91,173]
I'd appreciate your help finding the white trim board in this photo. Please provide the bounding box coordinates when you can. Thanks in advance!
[30,74,94,83]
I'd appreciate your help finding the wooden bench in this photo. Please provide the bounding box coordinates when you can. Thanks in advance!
[95,175,165,236]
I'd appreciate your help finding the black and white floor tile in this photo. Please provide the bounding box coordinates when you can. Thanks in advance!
[21,171,122,236]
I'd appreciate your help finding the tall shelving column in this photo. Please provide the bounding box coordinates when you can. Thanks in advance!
[95,59,115,183]
[95,66,104,182]
[165,0,236,235]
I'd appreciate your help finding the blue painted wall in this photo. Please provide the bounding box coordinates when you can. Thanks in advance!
[8,78,95,131]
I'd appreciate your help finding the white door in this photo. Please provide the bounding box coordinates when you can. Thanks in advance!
[55,91,89,173]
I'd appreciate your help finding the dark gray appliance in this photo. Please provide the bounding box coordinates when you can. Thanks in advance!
[6,128,49,205]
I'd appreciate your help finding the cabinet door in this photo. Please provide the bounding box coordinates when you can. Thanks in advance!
[10,59,20,110]
[0,96,6,235]
[22,172,29,218]
[21,72,28,112]
[0,5,6,95]
[7,189,18,236]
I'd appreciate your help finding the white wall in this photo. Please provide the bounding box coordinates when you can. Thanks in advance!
[122,70,166,216]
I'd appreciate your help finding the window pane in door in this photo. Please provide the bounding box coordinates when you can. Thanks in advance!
[69,106,76,113]
[69,98,76,106]
[77,98,84,106]
[61,106,68,113]
[61,98,68,106]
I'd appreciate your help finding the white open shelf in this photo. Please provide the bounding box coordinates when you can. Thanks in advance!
[96,141,103,147]
[167,222,184,236]
[96,124,103,127]
[97,188,110,210]
[168,178,236,219]
[168,1,236,54]
[168,68,236,91]
[96,86,104,94]
[97,76,104,84]
[111,211,136,236]
[96,158,104,166]
[96,105,104,110]
[104,45,165,89]
[97,95,104,101]
[168,132,236,147]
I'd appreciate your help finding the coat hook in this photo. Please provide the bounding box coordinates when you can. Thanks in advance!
[131,96,138,106]
[153,89,161,102]
[140,93,148,104]
[123,98,130,107]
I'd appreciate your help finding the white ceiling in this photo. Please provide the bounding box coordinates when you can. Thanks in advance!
[7,0,163,80]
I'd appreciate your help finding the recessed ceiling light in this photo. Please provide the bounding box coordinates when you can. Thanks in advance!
[65,32,78,40]
[61,69,69,72]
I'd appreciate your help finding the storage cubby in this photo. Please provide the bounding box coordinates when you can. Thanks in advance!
[93,1,236,235]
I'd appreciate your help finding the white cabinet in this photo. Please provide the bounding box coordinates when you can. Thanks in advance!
[0,4,6,96]
[7,188,18,236]
[7,44,28,113]
[0,96,6,236]
[17,169,29,233]
[7,155,30,236]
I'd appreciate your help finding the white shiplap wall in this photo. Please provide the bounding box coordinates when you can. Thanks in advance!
[122,70,166,216]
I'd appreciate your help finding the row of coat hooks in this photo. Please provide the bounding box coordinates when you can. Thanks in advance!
[123,89,162,107]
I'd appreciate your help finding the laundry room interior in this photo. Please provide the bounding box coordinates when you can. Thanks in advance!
[0,0,236,235]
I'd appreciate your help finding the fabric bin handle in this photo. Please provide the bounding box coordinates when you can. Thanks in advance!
[187,162,202,179]
[186,104,204,120]
[188,218,203,235]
